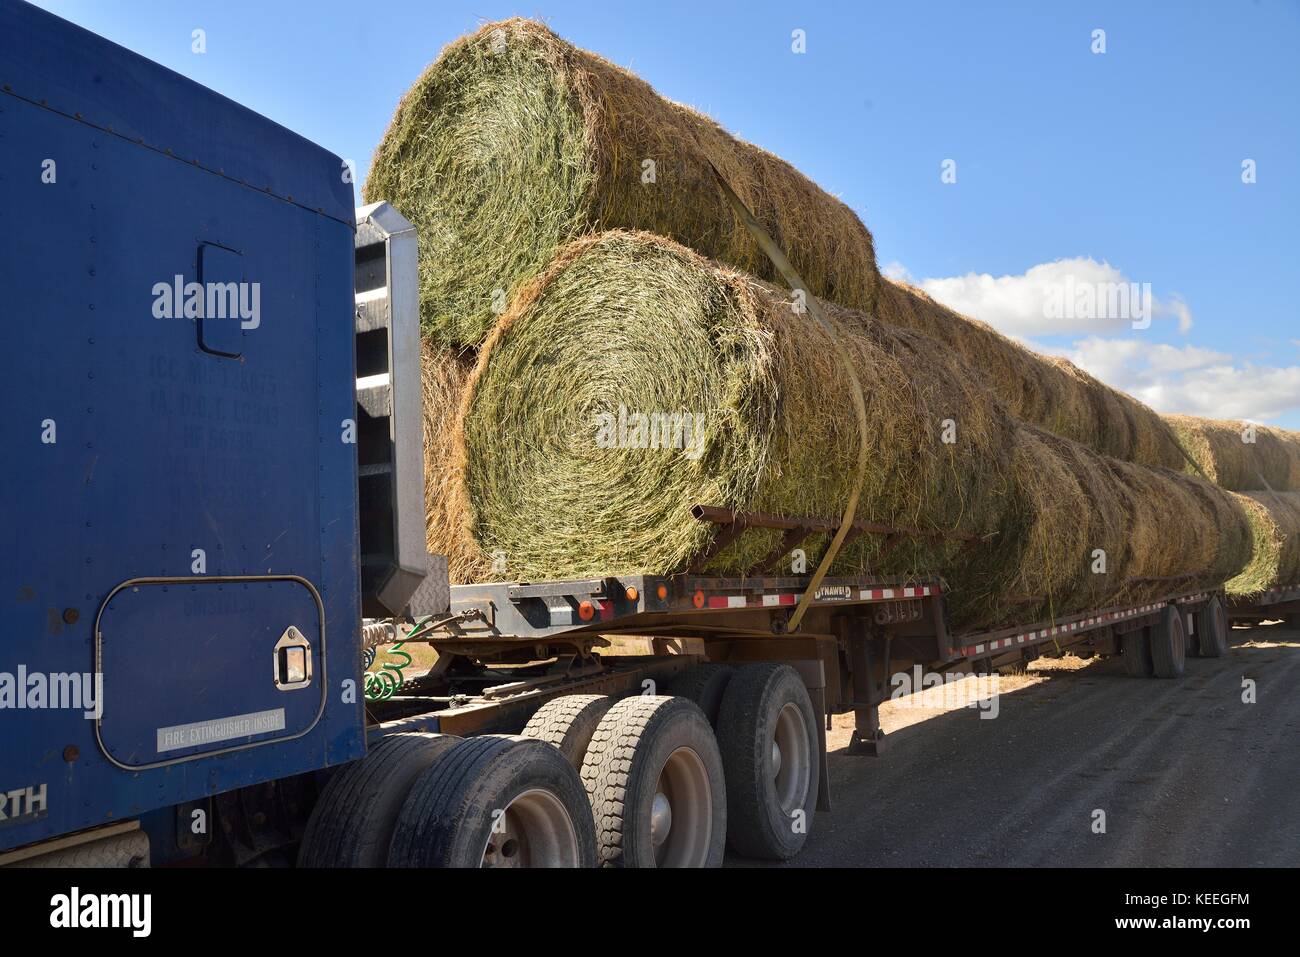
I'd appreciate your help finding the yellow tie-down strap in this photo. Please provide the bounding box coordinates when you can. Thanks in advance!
[704,160,870,633]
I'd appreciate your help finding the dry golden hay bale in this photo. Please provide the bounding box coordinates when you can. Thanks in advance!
[876,279,1187,470]
[1103,459,1253,602]
[442,231,1250,631]
[1226,491,1300,595]
[1164,414,1300,491]
[984,426,1250,628]
[420,342,489,583]
[365,17,878,346]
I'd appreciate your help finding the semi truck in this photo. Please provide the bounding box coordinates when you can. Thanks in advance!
[0,0,1248,868]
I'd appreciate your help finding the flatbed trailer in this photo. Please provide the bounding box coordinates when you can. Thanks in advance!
[363,571,1228,777]
[1226,584,1300,627]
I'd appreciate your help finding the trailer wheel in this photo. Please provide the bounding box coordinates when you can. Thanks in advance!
[389,735,596,868]
[665,664,735,725]
[1122,628,1153,677]
[1198,596,1229,658]
[716,663,820,860]
[297,732,459,867]
[522,694,615,770]
[1150,605,1186,678]
[581,695,726,867]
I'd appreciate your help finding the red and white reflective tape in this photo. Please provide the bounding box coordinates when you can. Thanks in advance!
[856,584,938,601]
[700,583,938,610]
[960,602,1165,659]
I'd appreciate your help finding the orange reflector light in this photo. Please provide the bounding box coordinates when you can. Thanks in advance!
[578,600,595,621]
[656,584,669,601]
[692,590,705,609]
[625,586,639,602]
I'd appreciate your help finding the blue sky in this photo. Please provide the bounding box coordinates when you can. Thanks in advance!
[31,0,1300,426]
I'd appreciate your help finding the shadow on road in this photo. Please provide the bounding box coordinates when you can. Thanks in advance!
[730,623,1299,867]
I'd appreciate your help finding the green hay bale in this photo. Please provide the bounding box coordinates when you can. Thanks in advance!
[447,231,1252,631]
[1226,491,1300,595]
[1165,414,1300,491]
[875,278,1187,470]
[454,231,1015,625]
[365,17,878,347]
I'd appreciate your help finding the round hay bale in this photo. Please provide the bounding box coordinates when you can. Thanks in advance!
[453,230,1014,626]
[876,278,1186,469]
[420,342,489,583]
[984,427,1249,629]
[1102,461,1253,602]
[1226,491,1300,596]
[367,18,878,347]
[997,426,1129,624]
[445,231,1251,631]
[1165,414,1300,491]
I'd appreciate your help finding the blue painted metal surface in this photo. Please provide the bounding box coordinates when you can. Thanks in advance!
[0,0,364,852]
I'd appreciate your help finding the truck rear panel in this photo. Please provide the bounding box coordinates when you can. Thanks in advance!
[0,1,362,851]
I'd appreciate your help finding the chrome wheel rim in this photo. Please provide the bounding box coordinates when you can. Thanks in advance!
[481,788,580,868]
[773,702,811,815]
[651,746,712,867]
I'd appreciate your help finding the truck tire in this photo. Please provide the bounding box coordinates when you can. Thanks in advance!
[581,695,726,867]
[522,694,615,770]
[715,663,820,861]
[1149,605,1186,678]
[1123,628,1153,677]
[298,732,459,868]
[388,735,596,868]
[665,664,735,725]
[1198,596,1230,658]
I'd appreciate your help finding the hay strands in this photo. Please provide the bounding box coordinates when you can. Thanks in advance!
[688,504,991,576]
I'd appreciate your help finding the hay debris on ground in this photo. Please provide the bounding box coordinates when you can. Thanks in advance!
[443,231,1251,631]
[875,279,1187,470]
[367,17,878,347]
[1226,491,1300,595]
[1164,414,1300,491]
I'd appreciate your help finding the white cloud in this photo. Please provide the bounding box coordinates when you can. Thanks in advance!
[1042,336,1300,422]
[887,258,1300,422]
[912,257,1192,337]
[880,260,912,282]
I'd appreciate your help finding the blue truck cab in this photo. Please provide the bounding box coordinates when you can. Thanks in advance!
[1,0,365,860]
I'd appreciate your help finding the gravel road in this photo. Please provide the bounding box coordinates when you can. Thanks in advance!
[732,622,1300,867]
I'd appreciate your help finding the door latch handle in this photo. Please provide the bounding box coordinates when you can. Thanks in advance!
[273,625,313,690]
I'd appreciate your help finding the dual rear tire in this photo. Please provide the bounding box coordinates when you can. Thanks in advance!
[1195,596,1229,658]
[1126,603,1207,677]
[1149,605,1187,678]
[299,663,821,867]
[389,735,597,868]
[581,695,727,867]
[298,732,460,867]
[299,732,596,868]
[716,663,820,860]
